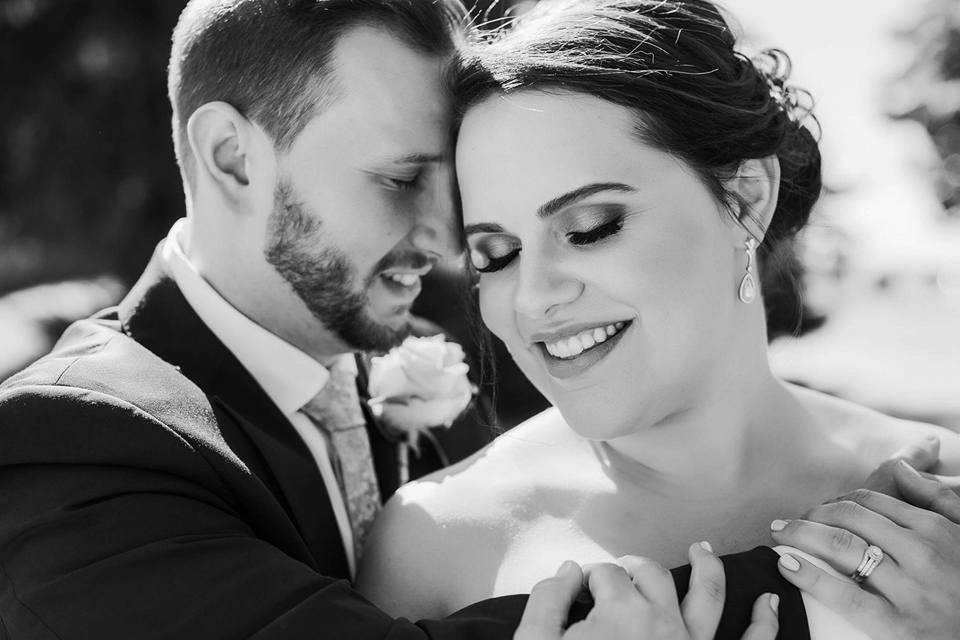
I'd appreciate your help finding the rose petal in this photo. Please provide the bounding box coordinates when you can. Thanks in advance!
[379,392,473,434]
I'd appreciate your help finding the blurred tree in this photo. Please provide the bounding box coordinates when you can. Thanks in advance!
[0,0,545,424]
[0,0,524,295]
[888,0,960,218]
[0,0,186,293]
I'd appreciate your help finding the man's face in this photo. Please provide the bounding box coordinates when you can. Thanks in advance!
[263,27,458,353]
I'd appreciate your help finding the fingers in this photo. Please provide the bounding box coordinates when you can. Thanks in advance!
[894,461,960,524]
[801,497,915,564]
[824,487,934,530]
[614,555,679,614]
[770,516,903,598]
[892,435,941,472]
[776,552,888,639]
[862,435,939,498]
[678,541,725,640]
[582,562,634,602]
[739,593,780,640]
[515,561,583,639]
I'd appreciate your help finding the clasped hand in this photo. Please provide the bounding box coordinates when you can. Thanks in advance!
[772,441,960,640]
[514,542,778,640]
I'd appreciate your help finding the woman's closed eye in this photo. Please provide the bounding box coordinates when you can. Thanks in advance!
[566,219,624,246]
[468,234,521,273]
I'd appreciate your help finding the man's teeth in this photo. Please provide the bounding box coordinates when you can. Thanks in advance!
[544,322,626,359]
[386,273,419,287]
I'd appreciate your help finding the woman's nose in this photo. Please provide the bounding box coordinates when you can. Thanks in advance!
[512,248,584,319]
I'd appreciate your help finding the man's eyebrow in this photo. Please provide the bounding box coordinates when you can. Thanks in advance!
[388,152,446,164]
[537,182,636,218]
[464,222,504,236]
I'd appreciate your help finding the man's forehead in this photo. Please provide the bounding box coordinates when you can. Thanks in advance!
[330,25,451,96]
[303,26,453,160]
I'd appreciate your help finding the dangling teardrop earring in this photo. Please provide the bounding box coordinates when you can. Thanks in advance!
[738,238,759,304]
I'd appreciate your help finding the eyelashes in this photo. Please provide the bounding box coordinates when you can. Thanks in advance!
[566,219,623,246]
[469,235,521,273]
[468,215,625,274]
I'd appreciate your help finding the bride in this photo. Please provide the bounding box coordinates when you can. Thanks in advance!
[357,0,960,632]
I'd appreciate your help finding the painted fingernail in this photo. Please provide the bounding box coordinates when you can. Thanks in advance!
[770,519,789,532]
[769,593,780,615]
[699,540,713,553]
[779,554,801,572]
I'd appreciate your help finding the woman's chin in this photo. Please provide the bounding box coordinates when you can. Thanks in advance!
[555,404,638,441]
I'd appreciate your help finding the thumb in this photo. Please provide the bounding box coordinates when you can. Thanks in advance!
[861,435,940,498]
[890,435,940,472]
[515,561,584,639]
[893,460,960,524]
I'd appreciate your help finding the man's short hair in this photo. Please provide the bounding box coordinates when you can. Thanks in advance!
[168,0,468,185]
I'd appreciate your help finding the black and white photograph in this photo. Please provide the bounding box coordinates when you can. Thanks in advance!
[1,0,959,638]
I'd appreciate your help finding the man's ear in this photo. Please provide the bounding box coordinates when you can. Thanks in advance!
[186,101,253,196]
[726,156,780,241]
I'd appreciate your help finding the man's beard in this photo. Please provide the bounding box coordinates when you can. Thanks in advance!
[264,179,411,353]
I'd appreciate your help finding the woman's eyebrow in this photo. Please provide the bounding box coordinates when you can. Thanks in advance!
[537,182,635,218]
[464,222,505,236]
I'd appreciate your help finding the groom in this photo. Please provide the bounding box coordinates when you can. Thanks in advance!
[0,0,797,636]
[0,1,718,637]
[0,1,956,638]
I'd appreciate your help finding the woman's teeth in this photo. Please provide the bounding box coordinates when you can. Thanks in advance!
[385,273,419,287]
[543,322,626,359]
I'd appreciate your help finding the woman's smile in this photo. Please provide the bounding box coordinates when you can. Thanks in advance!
[534,320,633,380]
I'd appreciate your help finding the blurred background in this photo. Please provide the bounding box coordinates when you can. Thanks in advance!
[0,0,957,429]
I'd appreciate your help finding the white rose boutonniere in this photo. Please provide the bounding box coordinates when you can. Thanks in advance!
[367,335,475,480]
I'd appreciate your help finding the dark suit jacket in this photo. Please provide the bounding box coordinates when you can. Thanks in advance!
[0,251,808,639]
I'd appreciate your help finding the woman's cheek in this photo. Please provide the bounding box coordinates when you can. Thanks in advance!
[477,278,511,344]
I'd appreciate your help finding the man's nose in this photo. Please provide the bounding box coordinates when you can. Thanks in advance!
[408,166,460,260]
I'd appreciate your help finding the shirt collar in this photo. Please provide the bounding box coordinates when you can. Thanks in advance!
[161,218,335,416]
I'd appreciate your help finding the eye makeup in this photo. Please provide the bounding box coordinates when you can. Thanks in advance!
[467,233,521,273]
[559,204,629,246]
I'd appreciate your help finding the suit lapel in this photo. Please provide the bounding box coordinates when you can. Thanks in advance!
[210,385,350,578]
[118,247,350,578]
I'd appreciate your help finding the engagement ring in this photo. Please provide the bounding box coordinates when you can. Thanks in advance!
[850,544,885,583]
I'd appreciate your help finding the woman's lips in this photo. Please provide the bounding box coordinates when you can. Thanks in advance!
[537,320,633,380]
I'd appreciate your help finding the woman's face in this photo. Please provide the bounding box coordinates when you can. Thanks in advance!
[457,91,749,440]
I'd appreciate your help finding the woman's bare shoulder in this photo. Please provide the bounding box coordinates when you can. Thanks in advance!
[791,384,960,471]
[355,407,571,617]
[398,406,574,517]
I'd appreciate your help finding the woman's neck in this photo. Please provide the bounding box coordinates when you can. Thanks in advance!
[597,368,815,498]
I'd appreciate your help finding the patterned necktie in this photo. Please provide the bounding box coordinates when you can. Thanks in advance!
[301,359,381,560]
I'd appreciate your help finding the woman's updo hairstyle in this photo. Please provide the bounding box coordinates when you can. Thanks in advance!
[455,0,823,336]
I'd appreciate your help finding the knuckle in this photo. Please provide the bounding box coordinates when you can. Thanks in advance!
[912,542,941,571]
[699,574,725,603]
[838,587,870,615]
[832,499,863,521]
[933,487,959,512]
[845,488,874,505]
[829,526,857,553]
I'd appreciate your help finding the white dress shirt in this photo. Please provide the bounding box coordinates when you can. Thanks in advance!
[161,217,359,577]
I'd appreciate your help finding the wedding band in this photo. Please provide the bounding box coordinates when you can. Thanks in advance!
[850,544,884,583]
